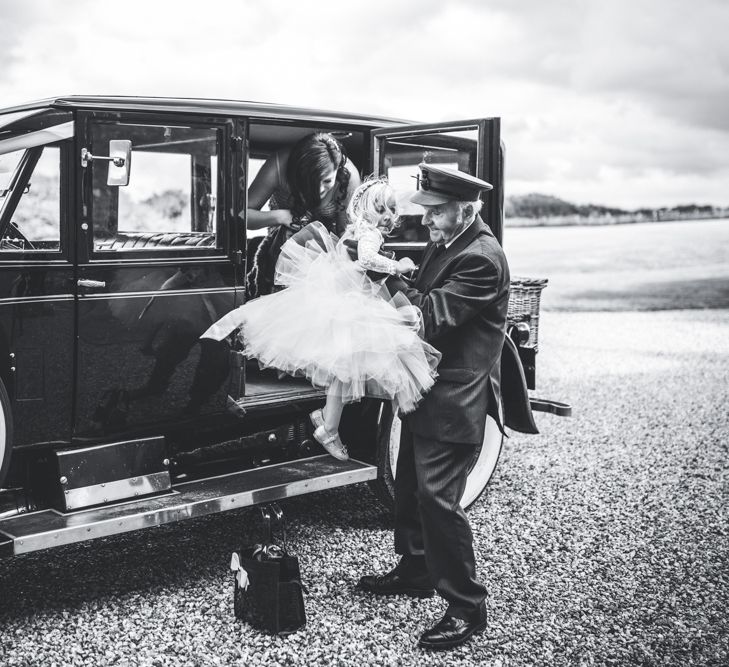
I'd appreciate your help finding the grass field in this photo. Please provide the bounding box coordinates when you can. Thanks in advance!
[504,218,729,311]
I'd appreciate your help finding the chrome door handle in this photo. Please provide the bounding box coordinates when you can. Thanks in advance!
[77,279,106,289]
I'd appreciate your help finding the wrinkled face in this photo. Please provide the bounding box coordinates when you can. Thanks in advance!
[420,201,464,245]
[319,166,338,199]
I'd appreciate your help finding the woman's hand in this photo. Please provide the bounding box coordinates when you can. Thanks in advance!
[269,209,299,230]
[396,257,417,275]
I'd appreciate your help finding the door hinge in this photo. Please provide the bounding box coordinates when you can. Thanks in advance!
[232,136,243,153]
[233,250,243,265]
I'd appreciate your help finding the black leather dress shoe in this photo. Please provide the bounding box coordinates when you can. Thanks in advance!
[357,572,435,598]
[418,606,488,650]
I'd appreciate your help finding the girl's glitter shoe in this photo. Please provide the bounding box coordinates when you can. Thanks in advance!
[313,425,349,461]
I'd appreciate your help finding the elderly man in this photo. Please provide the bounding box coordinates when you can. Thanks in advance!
[357,164,510,650]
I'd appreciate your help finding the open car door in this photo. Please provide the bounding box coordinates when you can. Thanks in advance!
[368,118,508,510]
[370,118,503,261]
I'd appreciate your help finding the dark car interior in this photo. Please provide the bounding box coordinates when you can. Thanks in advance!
[242,123,367,401]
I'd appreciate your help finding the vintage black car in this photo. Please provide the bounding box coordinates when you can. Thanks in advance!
[0,96,568,557]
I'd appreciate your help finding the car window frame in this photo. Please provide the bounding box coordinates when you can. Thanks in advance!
[0,139,71,263]
[371,118,503,246]
[78,110,235,265]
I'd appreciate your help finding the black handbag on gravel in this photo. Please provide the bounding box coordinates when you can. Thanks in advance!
[231,504,307,635]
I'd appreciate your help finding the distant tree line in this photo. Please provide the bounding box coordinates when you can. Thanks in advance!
[505,194,729,226]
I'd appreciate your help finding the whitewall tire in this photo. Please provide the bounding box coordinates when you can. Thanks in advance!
[373,403,503,510]
[0,378,12,489]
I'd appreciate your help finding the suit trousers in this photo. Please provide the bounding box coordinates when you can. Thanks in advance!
[393,423,488,618]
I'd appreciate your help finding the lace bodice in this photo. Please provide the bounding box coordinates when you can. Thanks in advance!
[350,224,400,275]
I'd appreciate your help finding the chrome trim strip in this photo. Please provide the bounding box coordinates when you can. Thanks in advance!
[89,253,229,264]
[79,286,239,300]
[372,121,482,139]
[50,96,406,126]
[0,456,377,555]
[0,294,74,304]
[63,472,172,511]
[2,96,412,127]
[0,256,66,264]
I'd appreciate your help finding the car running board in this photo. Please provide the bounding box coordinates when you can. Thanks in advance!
[0,455,376,558]
[529,398,572,417]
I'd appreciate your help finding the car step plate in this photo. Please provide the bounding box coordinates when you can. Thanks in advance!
[0,456,376,557]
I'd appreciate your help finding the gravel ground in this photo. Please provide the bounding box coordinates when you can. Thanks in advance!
[1,308,728,666]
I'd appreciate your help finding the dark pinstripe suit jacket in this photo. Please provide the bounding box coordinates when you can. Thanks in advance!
[386,216,510,444]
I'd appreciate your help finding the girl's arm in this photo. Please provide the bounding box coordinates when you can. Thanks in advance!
[357,227,412,275]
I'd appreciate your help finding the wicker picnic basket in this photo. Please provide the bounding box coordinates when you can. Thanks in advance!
[507,277,548,351]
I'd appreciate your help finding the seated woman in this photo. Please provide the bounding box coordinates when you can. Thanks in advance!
[245,132,361,298]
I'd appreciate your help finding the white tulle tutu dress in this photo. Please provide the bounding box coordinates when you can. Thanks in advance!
[202,221,440,413]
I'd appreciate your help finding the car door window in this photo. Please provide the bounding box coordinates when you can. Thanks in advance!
[89,122,223,254]
[377,127,479,243]
[0,145,62,252]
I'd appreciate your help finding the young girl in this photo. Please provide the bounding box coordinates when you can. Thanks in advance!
[202,178,440,460]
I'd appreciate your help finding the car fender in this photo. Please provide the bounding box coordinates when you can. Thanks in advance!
[501,334,539,434]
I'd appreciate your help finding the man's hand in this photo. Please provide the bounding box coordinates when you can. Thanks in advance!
[396,257,417,275]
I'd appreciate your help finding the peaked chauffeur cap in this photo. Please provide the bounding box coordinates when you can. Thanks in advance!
[410,163,493,206]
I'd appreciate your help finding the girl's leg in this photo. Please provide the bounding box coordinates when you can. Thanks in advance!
[323,380,345,433]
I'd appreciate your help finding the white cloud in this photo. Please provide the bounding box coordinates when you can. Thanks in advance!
[0,0,727,207]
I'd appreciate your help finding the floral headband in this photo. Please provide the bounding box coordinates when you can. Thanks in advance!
[350,176,390,214]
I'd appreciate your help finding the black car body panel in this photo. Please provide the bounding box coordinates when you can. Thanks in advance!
[0,96,557,557]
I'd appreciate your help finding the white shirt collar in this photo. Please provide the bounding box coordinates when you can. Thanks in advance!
[444,220,474,249]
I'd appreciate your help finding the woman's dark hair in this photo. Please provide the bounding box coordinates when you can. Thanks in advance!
[286,132,350,221]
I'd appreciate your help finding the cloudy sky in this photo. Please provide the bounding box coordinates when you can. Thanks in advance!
[2,0,727,208]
